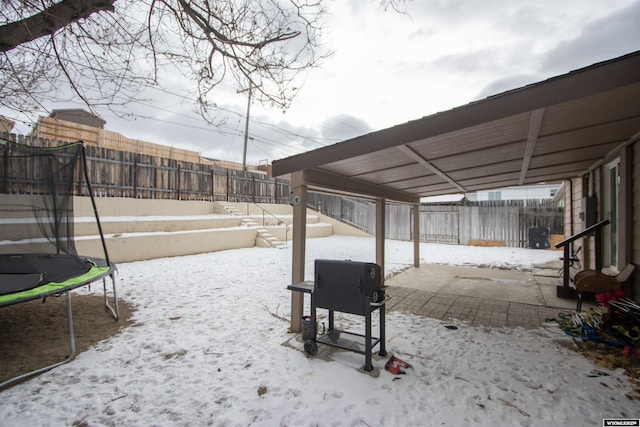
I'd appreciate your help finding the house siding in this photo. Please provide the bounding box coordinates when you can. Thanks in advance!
[632,140,640,297]
[562,143,638,299]
[562,177,589,267]
[567,177,584,245]
[633,142,640,258]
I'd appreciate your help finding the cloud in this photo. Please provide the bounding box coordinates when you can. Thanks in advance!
[320,114,372,141]
[540,0,640,73]
[473,74,542,100]
[473,0,640,100]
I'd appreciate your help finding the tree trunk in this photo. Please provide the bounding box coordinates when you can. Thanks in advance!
[0,0,116,53]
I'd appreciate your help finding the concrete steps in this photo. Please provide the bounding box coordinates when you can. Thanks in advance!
[220,203,286,249]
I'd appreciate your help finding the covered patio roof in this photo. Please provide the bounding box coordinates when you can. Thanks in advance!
[274,51,640,333]
[273,51,640,203]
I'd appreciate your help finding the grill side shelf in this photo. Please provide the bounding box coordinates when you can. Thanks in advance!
[287,281,315,293]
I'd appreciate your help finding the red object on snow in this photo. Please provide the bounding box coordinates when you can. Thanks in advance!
[385,355,412,374]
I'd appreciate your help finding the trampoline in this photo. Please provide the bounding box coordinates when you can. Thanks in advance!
[0,139,118,389]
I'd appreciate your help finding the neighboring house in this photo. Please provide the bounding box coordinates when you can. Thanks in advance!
[0,116,14,133]
[30,111,204,164]
[420,184,561,203]
[470,184,560,201]
[28,110,259,172]
[49,108,106,128]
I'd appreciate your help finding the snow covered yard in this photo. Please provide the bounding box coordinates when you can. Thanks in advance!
[1,236,638,426]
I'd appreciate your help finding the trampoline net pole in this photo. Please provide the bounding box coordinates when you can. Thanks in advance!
[81,144,111,267]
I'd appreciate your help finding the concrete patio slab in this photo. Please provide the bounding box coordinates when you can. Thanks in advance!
[384,262,594,329]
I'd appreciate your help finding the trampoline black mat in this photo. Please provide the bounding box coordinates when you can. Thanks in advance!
[0,254,107,296]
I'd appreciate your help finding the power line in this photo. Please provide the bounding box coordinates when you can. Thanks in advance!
[109,102,335,155]
[2,77,361,161]
[131,83,348,148]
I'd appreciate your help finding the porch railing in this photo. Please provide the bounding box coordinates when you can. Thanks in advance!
[554,219,610,297]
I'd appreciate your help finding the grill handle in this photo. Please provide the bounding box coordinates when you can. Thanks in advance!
[369,296,390,307]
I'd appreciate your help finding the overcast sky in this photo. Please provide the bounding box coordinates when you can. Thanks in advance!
[6,0,640,166]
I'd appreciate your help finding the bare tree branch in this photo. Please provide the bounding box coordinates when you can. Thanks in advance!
[0,0,116,53]
[0,0,406,125]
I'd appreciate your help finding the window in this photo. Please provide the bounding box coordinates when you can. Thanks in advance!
[488,191,502,201]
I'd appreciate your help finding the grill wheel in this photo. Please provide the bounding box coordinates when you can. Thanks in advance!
[304,340,318,356]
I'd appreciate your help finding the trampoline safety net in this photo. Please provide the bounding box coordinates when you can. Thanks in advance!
[1,140,83,256]
[0,139,114,301]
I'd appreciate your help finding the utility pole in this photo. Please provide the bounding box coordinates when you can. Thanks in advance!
[239,81,253,172]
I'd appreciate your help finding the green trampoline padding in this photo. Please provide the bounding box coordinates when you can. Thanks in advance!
[0,264,112,307]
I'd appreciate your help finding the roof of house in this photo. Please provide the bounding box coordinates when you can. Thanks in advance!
[49,109,106,129]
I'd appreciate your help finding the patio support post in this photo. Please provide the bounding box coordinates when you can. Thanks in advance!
[376,198,386,286]
[290,171,307,332]
[413,203,420,267]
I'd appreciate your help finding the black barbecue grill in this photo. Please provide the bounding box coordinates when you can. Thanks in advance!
[288,259,387,372]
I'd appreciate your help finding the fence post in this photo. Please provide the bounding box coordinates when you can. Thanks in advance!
[210,169,215,201]
[177,163,181,200]
[252,174,256,203]
[133,154,138,199]
[274,177,278,204]
[76,148,83,196]
[2,142,9,194]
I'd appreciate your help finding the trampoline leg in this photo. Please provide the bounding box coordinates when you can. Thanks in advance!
[65,291,76,358]
[103,271,119,321]
[0,292,77,390]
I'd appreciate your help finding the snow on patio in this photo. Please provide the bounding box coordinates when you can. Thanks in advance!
[1,236,638,426]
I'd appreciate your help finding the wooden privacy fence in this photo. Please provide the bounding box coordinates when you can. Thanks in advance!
[308,193,377,233]
[308,193,564,249]
[1,133,290,203]
[415,202,563,248]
